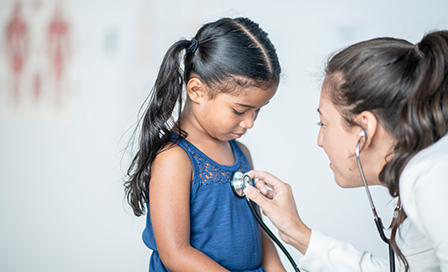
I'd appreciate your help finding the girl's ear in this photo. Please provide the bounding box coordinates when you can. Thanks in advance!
[186,77,207,103]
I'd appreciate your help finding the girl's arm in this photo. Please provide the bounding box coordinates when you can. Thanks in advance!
[260,218,287,272]
[150,145,229,272]
[237,142,286,272]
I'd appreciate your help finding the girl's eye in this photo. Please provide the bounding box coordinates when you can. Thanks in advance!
[317,121,324,127]
[233,109,245,116]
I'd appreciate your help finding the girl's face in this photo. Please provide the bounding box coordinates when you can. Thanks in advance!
[198,84,277,142]
[317,83,364,188]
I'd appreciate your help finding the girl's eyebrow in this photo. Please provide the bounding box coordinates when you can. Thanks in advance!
[317,108,322,115]
[235,101,270,108]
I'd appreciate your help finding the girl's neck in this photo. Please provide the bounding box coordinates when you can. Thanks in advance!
[177,106,235,166]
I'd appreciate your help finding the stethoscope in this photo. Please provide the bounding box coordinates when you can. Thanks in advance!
[230,129,395,272]
[356,130,395,272]
[231,171,301,272]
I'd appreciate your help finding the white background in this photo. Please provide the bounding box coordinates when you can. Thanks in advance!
[1,0,447,271]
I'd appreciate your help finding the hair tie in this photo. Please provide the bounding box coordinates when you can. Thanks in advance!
[188,38,199,54]
[414,43,424,57]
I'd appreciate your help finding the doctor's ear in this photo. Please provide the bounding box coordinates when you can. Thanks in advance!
[353,111,378,145]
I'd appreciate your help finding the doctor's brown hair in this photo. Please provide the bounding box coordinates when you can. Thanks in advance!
[324,31,448,271]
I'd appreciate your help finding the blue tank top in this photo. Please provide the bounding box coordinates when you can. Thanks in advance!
[142,134,264,272]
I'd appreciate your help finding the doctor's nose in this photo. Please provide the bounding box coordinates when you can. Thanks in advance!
[317,127,324,148]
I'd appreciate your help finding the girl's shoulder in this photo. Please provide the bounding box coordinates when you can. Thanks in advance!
[235,141,249,155]
[235,141,253,168]
[152,142,193,179]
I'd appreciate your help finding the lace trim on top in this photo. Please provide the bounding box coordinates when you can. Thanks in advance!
[173,135,249,186]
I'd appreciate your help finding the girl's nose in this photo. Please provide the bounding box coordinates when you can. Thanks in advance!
[240,113,255,129]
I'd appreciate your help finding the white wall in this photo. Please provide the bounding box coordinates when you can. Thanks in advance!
[1,0,447,271]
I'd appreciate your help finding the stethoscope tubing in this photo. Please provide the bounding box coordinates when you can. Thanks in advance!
[246,198,301,272]
[356,135,395,272]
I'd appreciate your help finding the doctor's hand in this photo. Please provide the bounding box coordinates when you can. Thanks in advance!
[244,170,311,254]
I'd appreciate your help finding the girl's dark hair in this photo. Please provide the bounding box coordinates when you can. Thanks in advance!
[324,30,448,271]
[124,17,281,216]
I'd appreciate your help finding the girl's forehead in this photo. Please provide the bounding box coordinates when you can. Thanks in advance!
[224,85,277,104]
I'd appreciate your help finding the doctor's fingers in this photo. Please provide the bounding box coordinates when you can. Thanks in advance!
[245,185,291,230]
[245,170,286,191]
[252,179,275,199]
[244,185,273,210]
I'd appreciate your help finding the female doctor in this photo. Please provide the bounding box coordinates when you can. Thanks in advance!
[244,30,448,271]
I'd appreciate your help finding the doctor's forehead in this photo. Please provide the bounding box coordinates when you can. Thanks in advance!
[317,88,334,112]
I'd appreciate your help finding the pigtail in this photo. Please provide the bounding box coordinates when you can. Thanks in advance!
[125,40,191,216]
[381,30,448,271]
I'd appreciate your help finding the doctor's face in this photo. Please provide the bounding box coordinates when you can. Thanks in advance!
[317,83,364,188]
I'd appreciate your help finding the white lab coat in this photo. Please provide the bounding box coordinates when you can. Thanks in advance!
[299,134,448,272]
[400,133,448,271]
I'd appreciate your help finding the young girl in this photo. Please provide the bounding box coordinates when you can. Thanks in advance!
[125,17,285,272]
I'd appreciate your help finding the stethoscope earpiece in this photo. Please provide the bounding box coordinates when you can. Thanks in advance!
[356,129,367,158]
[360,129,366,138]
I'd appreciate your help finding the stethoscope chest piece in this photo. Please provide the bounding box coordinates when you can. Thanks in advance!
[231,171,254,198]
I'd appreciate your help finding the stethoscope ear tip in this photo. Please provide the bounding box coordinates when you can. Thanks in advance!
[360,129,366,138]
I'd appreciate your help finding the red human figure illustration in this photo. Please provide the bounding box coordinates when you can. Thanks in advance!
[5,2,29,103]
[33,73,42,99]
[47,4,70,102]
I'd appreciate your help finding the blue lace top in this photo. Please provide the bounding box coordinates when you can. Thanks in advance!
[142,133,264,272]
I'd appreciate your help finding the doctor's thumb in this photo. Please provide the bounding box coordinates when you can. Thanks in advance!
[244,185,268,208]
